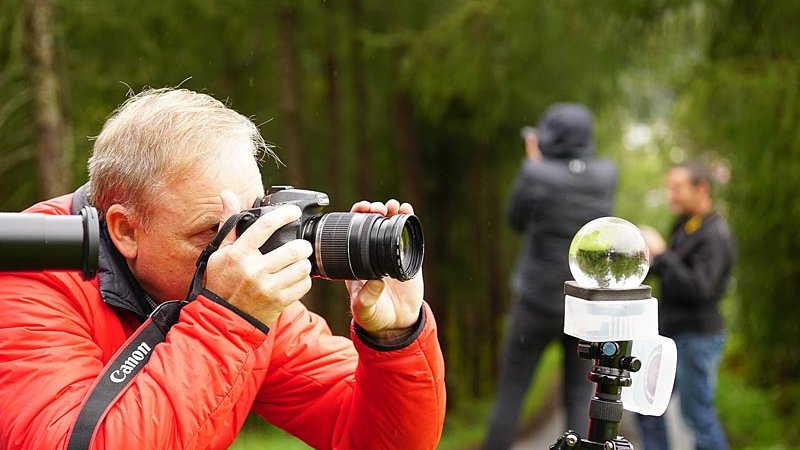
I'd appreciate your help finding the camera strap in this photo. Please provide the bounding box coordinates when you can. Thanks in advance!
[66,300,183,450]
[186,211,252,301]
[66,212,251,450]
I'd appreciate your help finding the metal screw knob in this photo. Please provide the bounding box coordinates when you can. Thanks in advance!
[601,342,619,357]
[565,433,579,446]
[621,356,642,372]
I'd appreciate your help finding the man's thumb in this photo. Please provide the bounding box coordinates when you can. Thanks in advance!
[352,280,386,327]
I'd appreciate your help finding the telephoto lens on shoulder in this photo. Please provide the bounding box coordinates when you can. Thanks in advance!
[235,186,424,281]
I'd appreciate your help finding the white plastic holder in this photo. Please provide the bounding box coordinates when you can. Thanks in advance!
[562,282,677,416]
[622,336,677,416]
[564,295,659,342]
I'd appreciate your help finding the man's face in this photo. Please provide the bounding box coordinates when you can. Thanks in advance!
[666,167,703,216]
[127,147,264,302]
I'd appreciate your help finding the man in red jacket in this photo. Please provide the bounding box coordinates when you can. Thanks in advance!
[0,88,445,450]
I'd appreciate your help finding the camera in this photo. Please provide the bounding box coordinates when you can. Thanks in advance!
[236,186,424,281]
[520,125,537,140]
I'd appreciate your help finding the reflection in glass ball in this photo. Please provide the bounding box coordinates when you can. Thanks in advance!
[569,217,650,289]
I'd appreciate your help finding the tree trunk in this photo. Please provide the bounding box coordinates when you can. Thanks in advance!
[324,5,345,205]
[277,6,304,187]
[348,0,371,197]
[392,90,424,211]
[25,0,70,198]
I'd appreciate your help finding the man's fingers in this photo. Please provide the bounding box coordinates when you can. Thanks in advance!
[275,275,313,305]
[351,199,415,216]
[351,201,371,213]
[399,202,414,215]
[262,240,313,274]
[273,258,313,288]
[235,205,302,251]
[386,199,400,217]
[369,202,388,215]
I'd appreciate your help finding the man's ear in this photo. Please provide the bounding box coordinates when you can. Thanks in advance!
[697,180,713,199]
[105,204,139,259]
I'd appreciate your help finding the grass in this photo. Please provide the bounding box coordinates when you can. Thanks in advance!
[230,418,312,450]
[717,368,797,450]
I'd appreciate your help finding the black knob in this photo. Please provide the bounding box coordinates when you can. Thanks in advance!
[577,341,596,360]
[621,356,642,372]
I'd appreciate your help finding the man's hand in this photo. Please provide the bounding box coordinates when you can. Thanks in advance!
[205,190,313,327]
[640,225,667,258]
[524,130,542,161]
[345,199,424,342]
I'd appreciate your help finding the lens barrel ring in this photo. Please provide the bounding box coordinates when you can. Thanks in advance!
[309,212,423,281]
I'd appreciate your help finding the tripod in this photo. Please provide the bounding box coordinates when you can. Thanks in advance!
[550,281,663,450]
[549,338,639,449]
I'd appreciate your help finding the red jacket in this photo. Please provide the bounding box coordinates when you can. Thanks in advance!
[0,194,445,450]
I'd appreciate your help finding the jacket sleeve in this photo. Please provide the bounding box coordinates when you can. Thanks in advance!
[252,301,446,450]
[507,159,545,232]
[0,273,272,450]
[651,227,732,306]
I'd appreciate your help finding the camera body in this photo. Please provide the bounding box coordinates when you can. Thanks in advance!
[520,125,537,140]
[236,186,423,281]
[237,185,330,254]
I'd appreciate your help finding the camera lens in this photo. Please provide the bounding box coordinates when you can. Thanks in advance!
[0,206,99,280]
[309,212,424,281]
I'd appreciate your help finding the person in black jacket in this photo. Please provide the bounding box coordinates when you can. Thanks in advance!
[482,103,618,449]
[637,162,734,450]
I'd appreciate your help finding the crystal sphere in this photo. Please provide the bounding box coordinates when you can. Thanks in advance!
[568,217,650,289]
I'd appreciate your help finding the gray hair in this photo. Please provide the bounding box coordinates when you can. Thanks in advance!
[88,88,276,223]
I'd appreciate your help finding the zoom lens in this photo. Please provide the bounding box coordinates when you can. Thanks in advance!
[309,212,424,281]
[0,206,99,280]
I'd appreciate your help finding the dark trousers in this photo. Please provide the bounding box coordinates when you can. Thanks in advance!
[483,300,594,450]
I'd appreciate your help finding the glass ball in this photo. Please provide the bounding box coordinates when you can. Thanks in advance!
[569,217,650,289]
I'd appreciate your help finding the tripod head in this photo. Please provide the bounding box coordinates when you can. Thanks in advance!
[551,218,677,449]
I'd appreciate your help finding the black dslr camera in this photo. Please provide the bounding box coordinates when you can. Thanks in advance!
[236,186,424,281]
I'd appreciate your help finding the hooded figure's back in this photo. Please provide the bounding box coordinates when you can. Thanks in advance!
[507,103,618,315]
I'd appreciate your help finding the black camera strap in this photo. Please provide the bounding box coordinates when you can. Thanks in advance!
[186,211,252,301]
[66,212,251,450]
[66,300,183,450]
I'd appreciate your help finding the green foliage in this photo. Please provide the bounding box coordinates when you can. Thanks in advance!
[676,0,800,444]
[678,0,800,390]
[717,369,794,449]
[0,0,37,209]
[230,418,311,450]
[3,1,799,448]
[572,248,648,289]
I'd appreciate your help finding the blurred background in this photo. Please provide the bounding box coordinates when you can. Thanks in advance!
[1,0,798,448]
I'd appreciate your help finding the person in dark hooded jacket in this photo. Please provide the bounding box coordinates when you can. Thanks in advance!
[483,103,618,449]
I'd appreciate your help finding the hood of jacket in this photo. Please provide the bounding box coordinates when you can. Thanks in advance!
[536,103,595,159]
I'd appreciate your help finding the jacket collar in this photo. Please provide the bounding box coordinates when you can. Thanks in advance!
[71,184,156,319]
